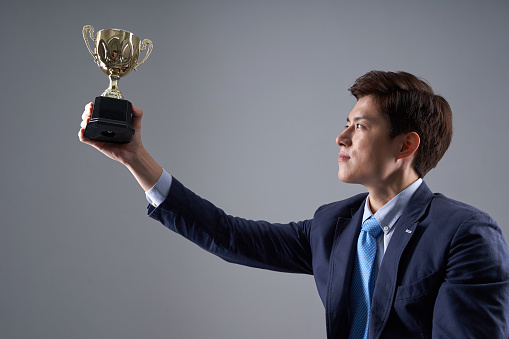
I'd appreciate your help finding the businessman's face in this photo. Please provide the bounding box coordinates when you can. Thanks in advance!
[336,96,403,187]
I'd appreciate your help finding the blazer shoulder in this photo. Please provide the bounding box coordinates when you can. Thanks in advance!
[429,193,494,221]
[314,192,368,219]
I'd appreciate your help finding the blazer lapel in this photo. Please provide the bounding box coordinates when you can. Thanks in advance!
[369,182,434,338]
[326,201,365,338]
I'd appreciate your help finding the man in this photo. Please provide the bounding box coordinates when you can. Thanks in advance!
[79,71,509,338]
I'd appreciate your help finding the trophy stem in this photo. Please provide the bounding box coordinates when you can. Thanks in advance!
[101,74,124,99]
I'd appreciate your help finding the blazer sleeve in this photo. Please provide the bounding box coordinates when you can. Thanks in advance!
[432,211,509,338]
[147,177,314,274]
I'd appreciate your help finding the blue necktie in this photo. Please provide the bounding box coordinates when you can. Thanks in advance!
[349,216,382,339]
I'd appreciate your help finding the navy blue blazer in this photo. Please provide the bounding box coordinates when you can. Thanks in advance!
[148,178,509,338]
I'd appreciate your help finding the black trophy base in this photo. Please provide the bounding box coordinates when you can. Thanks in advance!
[84,96,135,144]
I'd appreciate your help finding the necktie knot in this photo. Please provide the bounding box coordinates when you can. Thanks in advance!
[362,216,382,238]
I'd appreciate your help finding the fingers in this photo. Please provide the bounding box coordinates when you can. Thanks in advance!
[80,102,93,128]
[81,102,93,130]
[78,125,100,148]
[79,102,94,143]
[82,102,93,120]
[78,126,89,143]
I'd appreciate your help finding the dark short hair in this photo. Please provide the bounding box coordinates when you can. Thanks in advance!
[348,70,453,178]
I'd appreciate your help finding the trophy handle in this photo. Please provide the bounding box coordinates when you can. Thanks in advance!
[133,39,153,71]
[83,25,98,63]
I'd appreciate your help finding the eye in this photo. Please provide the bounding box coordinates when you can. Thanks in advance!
[355,123,364,129]
[344,124,350,130]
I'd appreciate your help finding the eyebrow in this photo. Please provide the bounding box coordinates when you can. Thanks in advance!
[346,115,373,123]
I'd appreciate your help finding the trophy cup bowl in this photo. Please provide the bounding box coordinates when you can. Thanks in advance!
[82,25,153,143]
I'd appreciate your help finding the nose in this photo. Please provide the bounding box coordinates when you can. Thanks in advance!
[336,127,352,147]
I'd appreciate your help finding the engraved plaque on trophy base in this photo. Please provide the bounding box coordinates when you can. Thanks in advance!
[84,96,135,144]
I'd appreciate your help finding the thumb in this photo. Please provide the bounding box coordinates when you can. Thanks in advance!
[131,104,143,130]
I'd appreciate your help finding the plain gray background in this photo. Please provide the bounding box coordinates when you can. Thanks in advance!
[1,0,508,338]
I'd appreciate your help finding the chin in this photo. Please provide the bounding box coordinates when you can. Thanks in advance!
[337,172,355,184]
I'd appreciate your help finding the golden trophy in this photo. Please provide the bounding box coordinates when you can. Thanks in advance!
[82,25,153,143]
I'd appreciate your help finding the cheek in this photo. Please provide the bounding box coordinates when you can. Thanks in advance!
[368,150,396,174]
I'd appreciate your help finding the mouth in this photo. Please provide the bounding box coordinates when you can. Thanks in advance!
[338,152,350,162]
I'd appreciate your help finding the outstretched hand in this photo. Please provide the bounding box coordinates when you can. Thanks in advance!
[78,102,163,191]
[78,102,144,166]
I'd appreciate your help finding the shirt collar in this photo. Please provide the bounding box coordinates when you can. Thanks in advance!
[362,178,423,234]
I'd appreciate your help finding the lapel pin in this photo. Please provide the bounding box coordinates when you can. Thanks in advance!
[405,229,412,234]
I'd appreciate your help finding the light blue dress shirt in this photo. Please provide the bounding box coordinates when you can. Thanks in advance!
[145,169,173,207]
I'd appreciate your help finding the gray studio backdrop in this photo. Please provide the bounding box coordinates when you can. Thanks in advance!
[1,0,508,338]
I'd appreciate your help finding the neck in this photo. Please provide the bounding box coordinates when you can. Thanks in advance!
[365,170,420,213]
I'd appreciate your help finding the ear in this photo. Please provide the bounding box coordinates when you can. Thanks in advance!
[397,132,420,160]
